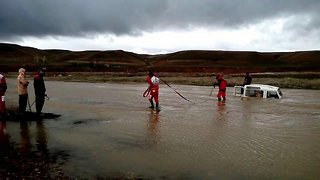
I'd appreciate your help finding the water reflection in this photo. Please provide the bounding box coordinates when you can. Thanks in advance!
[210,101,228,137]
[0,120,9,146]
[147,110,160,147]
[20,120,31,154]
[3,79,320,179]
[216,101,227,121]
[0,119,70,179]
[241,98,254,115]
[36,120,48,155]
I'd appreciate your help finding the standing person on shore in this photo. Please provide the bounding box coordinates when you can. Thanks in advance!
[34,67,47,115]
[0,73,7,117]
[213,74,227,101]
[145,69,160,111]
[17,68,29,113]
[242,72,252,86]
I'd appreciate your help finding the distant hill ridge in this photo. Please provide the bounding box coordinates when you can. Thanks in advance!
[0,43,319,73]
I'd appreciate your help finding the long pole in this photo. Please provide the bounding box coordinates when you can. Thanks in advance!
[27,96,32,112]
[209,86,214,96]
[160,79,195,104]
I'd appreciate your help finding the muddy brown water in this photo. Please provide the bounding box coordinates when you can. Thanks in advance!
[2,78,320,179]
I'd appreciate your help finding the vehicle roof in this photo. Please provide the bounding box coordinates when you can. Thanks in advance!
[243,84,280,91]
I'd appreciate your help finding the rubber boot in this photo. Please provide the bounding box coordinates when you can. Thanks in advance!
[155,102,160,112]
[218,97,221,101]
[223,97,226,102]
[149,99,154,109]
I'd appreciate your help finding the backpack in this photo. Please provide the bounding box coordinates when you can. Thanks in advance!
[151,76,159,84]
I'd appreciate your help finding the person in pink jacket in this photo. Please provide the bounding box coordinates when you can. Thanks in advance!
[17,68,29,113]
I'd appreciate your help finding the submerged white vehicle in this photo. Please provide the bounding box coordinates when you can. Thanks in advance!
[234,84,283,99]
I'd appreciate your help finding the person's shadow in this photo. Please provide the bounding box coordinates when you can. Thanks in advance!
[0,120,10,147]
[216,101,227,121]
[147,110,160,148]
[36,120,48,155]
[20,118,49,155]
[20,120,31,155]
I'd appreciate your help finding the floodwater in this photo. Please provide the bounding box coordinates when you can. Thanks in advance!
[2,78,320,179]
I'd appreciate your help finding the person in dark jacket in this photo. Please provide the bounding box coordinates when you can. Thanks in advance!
[33,67,46,115]
[242,72,252,86]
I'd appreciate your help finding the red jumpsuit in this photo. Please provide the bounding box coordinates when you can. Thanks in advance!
[146,75,159,103]
[217,79,227,99]
[214,75,227,101]
[0,74,7,113]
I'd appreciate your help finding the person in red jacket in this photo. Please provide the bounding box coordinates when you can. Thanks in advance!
[145,70,160,111]
[213,74,227,101]
[0,73,7,117]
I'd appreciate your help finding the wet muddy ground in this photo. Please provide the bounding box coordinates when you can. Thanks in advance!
[1,78,320,179]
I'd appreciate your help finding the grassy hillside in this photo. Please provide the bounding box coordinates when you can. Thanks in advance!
[0,43,319,73]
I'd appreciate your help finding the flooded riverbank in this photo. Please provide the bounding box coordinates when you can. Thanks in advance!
[1,78,320,179]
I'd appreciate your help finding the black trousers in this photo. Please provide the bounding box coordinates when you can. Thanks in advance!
[19,94,28,112]
[35,95,45,114]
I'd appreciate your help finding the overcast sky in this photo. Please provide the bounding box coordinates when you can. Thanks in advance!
[0,0,319,54]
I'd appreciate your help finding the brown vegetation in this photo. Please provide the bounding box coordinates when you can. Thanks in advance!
[0,43,319,74]
[1,43,319,89]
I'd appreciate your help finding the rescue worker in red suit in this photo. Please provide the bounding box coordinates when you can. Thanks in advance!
[0,73,7,117]
[34,67,46,115]
[213,74,227,101]
[146,70,160,111]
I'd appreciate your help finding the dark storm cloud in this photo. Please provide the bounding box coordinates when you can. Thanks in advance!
[0,0,319,40]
